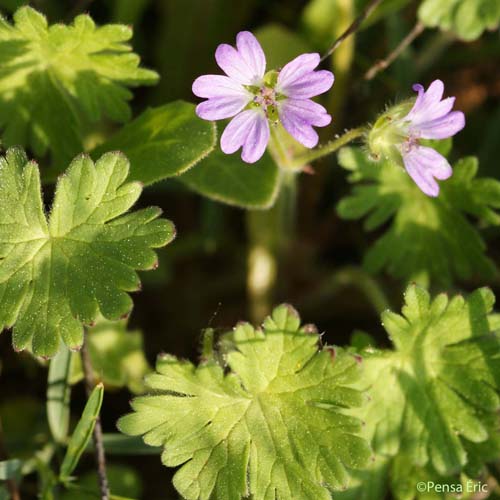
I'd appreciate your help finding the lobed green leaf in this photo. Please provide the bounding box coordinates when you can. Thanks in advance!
[337,147,500,286]
[341,285,500,499]
[0,6,158,168]
[118,304,372,500]
[418,0,500,41]
[0,148,175,357]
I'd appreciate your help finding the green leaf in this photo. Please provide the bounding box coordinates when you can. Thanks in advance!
[418,0,500,41]
[0,148,175,357]
[0,6,158,168]
[47,344,72,444]
[60,383,104,480]
[69,317,150,394]
[357,285,500,476]
[337,147,500,286]
[340,286,500,500]
[92,101,217,185]
[118,304,372,500]
[179,138,282,209]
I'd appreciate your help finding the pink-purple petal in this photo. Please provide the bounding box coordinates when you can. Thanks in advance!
[221,110,258,154]
[196,95,249,121]
[419,79,444,106]
[409,83,425,114]
[236,31,266,80]
[277,53,321,90]
[280,99,332,127]
[242,111,270,163]
[220,109,269,163]
[403,145,452,197]
[408,97,456,126]
[215,32,266,85]
[406,79,446,122]
[279,103,321,148]
[192,74,250,99]
[413,110,466,140]
[215,44,254,84]
[278,70,334,99]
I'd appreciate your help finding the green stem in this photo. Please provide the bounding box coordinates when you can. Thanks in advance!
[290,127,366,169]
[246,170,297,323]
[246,126,299,323]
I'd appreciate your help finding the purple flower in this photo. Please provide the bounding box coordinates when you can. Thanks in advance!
[192,31,334,163]
[401,79,465,197]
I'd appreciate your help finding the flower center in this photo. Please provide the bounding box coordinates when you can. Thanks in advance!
[401,132,419,154]
[254,86,277,109]
[247,84,280,122]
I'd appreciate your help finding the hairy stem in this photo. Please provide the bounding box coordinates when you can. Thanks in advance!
[80,338,110,500]
[0,416,21,500]
[290,127,366,168]
[321,0,382,62]
[364,21,425,80]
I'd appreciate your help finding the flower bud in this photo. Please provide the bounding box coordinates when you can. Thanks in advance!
[366,101,413,166]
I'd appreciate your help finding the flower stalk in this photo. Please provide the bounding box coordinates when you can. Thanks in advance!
[80,337,110,500]
[290,127,366,169]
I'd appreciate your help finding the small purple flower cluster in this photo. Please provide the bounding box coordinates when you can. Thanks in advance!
[193,31,465,197]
